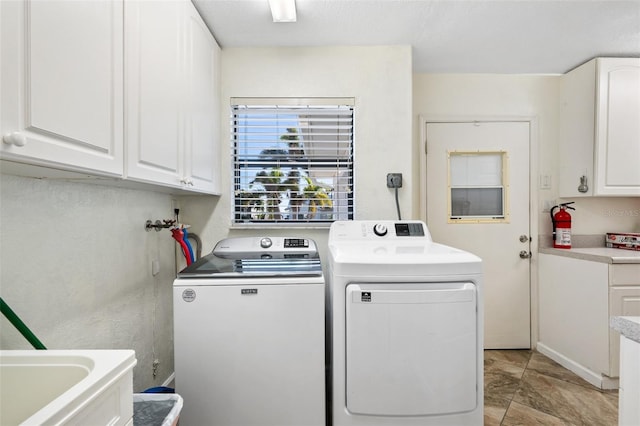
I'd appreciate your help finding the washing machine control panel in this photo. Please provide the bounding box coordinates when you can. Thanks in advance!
[214,236,317,257]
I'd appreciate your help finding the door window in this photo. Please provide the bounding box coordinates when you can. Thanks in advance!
[448,151,509,223]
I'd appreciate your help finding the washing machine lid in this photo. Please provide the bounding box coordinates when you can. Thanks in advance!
[177,236,323,278]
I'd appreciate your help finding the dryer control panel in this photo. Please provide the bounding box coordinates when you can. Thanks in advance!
[329,220,433,241]
[393,222,425,237]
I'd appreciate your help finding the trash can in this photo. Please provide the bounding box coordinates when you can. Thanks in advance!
[143,386,175,394]
[133,393,183,426]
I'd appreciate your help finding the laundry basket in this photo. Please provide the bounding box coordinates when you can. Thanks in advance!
[133,393,183,426]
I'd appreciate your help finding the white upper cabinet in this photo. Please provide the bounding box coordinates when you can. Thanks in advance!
[2,0,220,194]
[1,0,124,176]
[595,60,640,195]
[125,0,184,187]
[184,2,221,194]
[123,0,220,193]
[558,58,640,197]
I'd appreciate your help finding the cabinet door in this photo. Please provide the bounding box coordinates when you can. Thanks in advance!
[595,58,640,196]
[558,59,597,197]
[0,0,123,176]
[184,2,221,194]
[609,285,640,376]
[538,254,610,376]
[619,336,640,426]
[125,0,184,187]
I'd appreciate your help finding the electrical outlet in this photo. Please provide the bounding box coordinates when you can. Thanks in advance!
[387,173,403,188]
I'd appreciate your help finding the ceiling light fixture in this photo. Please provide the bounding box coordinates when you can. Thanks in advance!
[268,0,297,23]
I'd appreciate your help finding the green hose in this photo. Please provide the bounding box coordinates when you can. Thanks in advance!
[0,297,47,350]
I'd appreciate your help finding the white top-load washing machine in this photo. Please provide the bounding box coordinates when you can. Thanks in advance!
[173,237,325,426]
[327,220,483,426]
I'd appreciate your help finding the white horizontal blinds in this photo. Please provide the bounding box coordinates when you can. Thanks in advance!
[449,152,505,219]
[232,100,354,224]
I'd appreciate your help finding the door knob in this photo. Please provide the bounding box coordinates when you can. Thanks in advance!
[519,250,531,259]
[519,235,529,243]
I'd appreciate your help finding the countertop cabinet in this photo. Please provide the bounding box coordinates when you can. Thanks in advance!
[1,0,124,176]
[558,57,640,197]
[618,335,640,426]
[538,254,640,388]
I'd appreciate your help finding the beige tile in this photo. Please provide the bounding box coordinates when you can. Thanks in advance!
[513,369,617,425]
[501,401,566,425]
[485,366,523,407]
[485,349,532,370]
[484,401,509,426]
[485,349,529,406]
[526,351,598,390]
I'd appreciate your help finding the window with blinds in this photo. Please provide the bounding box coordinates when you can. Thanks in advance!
[448,151,509,223]
[231,98,354,225]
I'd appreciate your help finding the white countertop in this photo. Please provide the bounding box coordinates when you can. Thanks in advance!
[539,247,640,264]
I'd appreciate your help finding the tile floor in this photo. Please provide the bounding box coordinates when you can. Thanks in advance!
[484,350,619,425]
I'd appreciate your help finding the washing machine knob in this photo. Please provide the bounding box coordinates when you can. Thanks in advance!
[373,224,388,236]
[260,237,273,248]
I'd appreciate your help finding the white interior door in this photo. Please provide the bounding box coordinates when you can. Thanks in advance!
[425,121,531,349]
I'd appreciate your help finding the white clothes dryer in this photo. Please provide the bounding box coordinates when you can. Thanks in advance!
[327,220,483,426]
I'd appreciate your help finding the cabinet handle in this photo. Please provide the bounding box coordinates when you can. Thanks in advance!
[180,177,194,186]
[578,175,589,193]
[3,132,27,147]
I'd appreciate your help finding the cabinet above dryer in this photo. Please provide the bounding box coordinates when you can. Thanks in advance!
[558,57,640,197]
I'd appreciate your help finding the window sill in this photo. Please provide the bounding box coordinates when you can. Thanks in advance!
[230,223,332,230]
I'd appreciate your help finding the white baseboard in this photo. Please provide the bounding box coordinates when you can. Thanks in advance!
[536,342,619,390]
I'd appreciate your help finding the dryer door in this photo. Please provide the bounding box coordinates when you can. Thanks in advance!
[345,282,478,416]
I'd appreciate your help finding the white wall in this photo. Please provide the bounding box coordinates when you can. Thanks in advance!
[412,73,640,236]
[0,175,176,392]
[560,197,640,235]
[412,73,558,231]
[180,46,414,260]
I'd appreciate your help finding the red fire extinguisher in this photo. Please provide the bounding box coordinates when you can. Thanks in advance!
[550,202,575,249]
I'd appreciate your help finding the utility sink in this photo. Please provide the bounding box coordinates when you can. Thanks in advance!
[0,350,136,425]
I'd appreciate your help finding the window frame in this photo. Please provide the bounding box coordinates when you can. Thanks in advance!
[447,150,510,224]
[230,98,355,228]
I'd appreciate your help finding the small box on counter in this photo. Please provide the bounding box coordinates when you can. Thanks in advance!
[606,232,640,251]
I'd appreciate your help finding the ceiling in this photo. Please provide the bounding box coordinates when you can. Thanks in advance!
[192,0,640,74]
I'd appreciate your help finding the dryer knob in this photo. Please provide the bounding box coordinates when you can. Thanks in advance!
[373,224,388,236]
[260,237,273,248]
